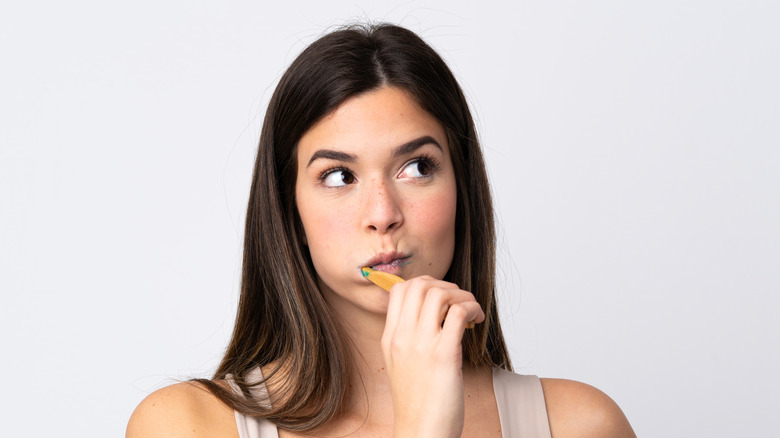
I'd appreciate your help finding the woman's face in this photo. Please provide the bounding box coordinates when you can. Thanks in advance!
[295,86,457,322]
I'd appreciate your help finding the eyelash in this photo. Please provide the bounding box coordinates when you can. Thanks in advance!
[318,165,353,187]
[407,153,442,176]
[317,154,442,186]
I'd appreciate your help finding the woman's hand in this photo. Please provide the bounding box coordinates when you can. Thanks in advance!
[381,275,485,438]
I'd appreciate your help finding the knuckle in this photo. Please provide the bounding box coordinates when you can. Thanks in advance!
[407,277,426,287]
[390,337,407,352]
[448,304,469,320]
[442,280,459,289]
[427,287,446,302]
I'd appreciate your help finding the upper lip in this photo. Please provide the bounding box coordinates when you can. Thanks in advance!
[362,251,411,268]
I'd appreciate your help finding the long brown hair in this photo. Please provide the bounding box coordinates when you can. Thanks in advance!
[195,22,511,431]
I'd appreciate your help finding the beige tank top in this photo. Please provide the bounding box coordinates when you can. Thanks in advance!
[228,367,551,438]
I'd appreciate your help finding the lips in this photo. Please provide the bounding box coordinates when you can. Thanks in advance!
[362,252,411,275]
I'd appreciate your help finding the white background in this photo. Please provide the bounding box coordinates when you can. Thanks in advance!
[2,1,778,436]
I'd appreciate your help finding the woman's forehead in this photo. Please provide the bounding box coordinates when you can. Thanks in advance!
[296,87,449,162]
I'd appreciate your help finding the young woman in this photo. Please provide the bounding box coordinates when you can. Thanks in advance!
[127,23,635,438]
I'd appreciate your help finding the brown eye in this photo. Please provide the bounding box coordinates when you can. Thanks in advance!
[400,158,436,179]
[322,169,355,187]
[416,160,431,176]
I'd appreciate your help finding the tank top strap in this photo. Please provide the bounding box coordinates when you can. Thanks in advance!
[492,367,552,438]
[228,366,550,437]
[226,367,279,438]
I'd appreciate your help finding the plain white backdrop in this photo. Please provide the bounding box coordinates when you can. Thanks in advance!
[2,1,778,436]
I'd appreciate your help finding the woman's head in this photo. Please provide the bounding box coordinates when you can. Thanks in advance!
[209,23,510,430]
[269,22,497,314]
[295,86,459,321]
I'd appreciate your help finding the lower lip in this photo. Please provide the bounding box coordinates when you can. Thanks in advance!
[370,258,410,275]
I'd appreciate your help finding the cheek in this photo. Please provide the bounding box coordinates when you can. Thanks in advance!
[298,196,359,262]
[423,196,456,232]
[408,184,458,242]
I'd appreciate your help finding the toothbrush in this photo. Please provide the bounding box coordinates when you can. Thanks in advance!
[361,267,475,329]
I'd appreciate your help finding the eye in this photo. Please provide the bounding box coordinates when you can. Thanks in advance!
[399,156,440,179]
[321,168,355,187]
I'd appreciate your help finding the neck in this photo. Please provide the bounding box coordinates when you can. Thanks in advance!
[337,311,393,408]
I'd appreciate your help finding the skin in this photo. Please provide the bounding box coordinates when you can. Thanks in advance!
[294,84,461,331]
[126,87,636,438]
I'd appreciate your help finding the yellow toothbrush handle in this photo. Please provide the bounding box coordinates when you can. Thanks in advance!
[361,267,475,329]
[361,267,404,291]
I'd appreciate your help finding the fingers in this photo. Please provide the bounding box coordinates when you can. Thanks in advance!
[440,301,484,345]
[383,276,435,339]
[383,279,406,338]
[417,285,481,334]
[385,276,484,335]
[394,278,429,333]
[381,276,480,438]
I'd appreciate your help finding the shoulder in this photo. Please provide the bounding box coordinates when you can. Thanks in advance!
[540,378,636,438]
[126,381,238,438]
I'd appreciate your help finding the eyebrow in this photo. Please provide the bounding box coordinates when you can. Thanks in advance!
[306,136,442,168]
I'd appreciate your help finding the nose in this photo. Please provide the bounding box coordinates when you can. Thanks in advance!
[362,179,403,234]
